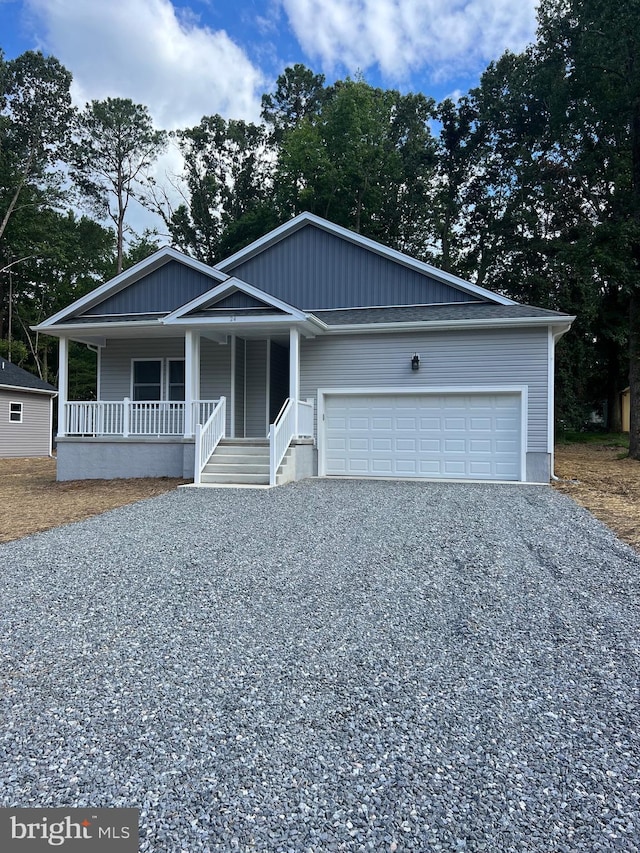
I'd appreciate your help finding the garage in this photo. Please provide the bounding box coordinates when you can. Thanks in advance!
[322,391,523,481]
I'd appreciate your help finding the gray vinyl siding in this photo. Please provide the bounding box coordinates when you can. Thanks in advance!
[244,340,268,437]
[100,337,234,433]
[99,339,185,400]
[225,224,480,310]
[269,341,289,423]
[235,337,245,437]
[300,327,549,451]
[80,261,220,316]
[0,390,52,457]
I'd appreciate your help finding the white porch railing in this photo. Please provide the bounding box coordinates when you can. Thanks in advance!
[194,396,226,485]
[297,398,314,437]
[64,399,218,437]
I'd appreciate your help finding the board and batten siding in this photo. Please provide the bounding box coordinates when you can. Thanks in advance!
[0,390,52,457]
[226,224,478,310]
[79,261,220,317]
[300,327,549,452]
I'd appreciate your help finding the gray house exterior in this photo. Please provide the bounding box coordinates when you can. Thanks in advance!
[0,361,56,458]
[35,213,574,485]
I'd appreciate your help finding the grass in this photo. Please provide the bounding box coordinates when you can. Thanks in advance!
[558,430,629,448]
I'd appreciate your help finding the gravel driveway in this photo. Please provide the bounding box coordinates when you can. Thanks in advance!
[1,480,639,851]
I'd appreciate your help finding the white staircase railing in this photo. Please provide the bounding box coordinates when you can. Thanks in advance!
[194,396,226,485]
[268,398,314,486]
[269,398,295,486]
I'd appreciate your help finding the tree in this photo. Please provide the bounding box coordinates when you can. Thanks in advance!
[70,98,166,274]
[0,50,73,243]
[0,50,74,340]
[158,115,273,264]
[534,0,640,453]
[261,64,327,142]
[274,77,436,249]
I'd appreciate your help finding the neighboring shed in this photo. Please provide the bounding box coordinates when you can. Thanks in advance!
[0,361,57,458]
[621,387,630,433]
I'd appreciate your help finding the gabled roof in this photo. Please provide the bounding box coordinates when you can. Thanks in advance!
[215,212,516,307]
[37,247,228,329]
[0,360,56,394]
[163,277,308,324]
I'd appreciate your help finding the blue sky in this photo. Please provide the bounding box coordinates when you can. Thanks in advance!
[1,0,540,129]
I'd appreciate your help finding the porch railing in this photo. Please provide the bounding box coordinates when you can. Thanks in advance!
[194,397,226,485]
[63,399,218,437]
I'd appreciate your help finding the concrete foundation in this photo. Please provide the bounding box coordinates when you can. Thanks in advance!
[56,437,194,481]
[526,452,551,483]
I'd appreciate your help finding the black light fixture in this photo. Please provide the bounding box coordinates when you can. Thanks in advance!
[411,353,420,371]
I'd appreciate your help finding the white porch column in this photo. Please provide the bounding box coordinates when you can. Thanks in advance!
[289,326,300,436]
[230,334,236,438]
[57,336,68,437]
[184,330,194,437]
[193,331,201,410]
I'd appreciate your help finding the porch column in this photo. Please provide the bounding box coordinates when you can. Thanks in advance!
[57,335,68,437]
[289,326,300,436]
[184,330,194,437]
[230,334,236,438]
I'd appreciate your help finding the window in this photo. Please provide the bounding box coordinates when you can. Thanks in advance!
[132,360,162,401]
[9,402,23,423]
[167,359,185,401]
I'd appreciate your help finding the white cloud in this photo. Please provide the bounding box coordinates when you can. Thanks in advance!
[26,0,265,128]
[280,0,538,82]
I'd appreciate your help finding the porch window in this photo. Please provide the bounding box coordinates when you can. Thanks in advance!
[167,359,185,401]
[132,360,162,401]
[9,402,23,423]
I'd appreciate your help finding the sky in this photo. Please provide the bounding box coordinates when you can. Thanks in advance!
[1,0,540,129]
[0,0,540,237]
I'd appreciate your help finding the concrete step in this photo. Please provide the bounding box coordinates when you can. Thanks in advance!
[219,438,269,446]
[214,446,270,457]
[200,471,270,485]
[207,452,269,465]
[203,462,270,475]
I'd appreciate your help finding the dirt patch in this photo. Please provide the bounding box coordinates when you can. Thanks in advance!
[553,443,640,552]
[0,457,187,544]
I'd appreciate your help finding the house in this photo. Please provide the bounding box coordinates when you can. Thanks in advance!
[0,360,57,458]
[34,212,575,486]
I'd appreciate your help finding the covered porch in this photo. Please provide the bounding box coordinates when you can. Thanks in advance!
[56,324,315,484]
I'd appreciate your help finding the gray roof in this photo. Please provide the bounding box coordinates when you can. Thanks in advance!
[311,303,574,325]
[0,360,56,392]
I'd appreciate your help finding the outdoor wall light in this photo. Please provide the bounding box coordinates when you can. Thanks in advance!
[411,353,420,371]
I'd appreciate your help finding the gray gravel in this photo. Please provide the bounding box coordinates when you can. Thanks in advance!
[1,479,639,852]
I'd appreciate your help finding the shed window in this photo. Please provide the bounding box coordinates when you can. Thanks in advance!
[132,360,162,401]
[9,402,23,423]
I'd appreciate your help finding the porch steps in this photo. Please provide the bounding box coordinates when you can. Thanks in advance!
[200,439,287,486]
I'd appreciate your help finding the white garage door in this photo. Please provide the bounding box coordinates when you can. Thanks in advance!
[323,393,522,481]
